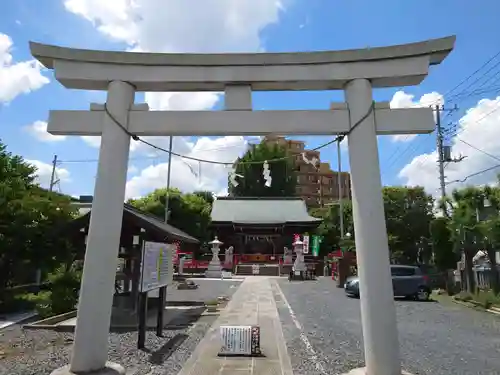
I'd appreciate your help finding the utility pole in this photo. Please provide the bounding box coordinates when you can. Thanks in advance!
[435,104,463,216]
[337,136,345,239]
[435,105,447,216]
[49,155,59,192]
[38,154,59,285]
[165,136,173,223]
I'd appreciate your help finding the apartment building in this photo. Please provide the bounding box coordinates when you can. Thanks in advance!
[262,135,351,207]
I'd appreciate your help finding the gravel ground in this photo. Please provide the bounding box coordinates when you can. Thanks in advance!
[167,279,242,303]
[275,277,500,375]
[0,279,241,375]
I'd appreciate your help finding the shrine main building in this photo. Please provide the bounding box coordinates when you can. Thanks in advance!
[210,197,322,275]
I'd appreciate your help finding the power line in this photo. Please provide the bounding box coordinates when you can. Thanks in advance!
[101,91,376,166]
[443,48,500,99]
[382,48,500,173]
[457,138,500,163]
[57,142,249,164]
[445,163,500,186]
[445,103,500,140]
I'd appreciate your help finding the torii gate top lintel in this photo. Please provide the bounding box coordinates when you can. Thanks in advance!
[29,36,455,92]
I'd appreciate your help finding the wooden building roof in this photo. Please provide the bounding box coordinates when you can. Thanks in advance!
[73,202,199,244]
[210,197,322,226]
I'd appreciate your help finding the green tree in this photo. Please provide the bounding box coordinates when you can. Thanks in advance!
[445,187,485,293]
[129,188,212,243]
[309,200,354,257]
[481,184,500,294]
[383,187,434,264]
[193,190,214,205]
[0,141,76,294]
[310,186,433,264]
[429,217,456,271]
[229,143,296,197]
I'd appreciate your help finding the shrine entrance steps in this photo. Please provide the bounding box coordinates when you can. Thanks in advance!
[235,264,280,276]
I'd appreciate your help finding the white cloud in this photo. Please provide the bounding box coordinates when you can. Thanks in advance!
[125,136,249,199]
[0,33,49,103]
[64,0,286,111]
[127,165,138,175]
[399,96,500,196]
[389,91,443,142]
[65,0,286,195]
[26,159,71,188]
[24,121,67,142]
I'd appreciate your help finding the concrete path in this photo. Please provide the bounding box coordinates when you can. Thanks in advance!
[177,276,293,375]
[0,311,36,330]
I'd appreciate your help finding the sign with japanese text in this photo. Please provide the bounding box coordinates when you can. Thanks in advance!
[303,234,310,254]
[140,241,174,292]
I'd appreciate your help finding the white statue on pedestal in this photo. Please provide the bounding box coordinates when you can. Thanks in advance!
[179,256,185,275]
[224,246,234,269]
[205,236,223,278]
[292,239,306,273]
[283,246,293,264]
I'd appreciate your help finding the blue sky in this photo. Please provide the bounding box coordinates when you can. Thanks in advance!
[2,0,500,199]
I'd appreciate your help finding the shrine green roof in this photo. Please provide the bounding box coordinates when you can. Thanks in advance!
[210,197,322,225]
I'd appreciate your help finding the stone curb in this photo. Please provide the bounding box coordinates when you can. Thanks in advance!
[451,299,500,316]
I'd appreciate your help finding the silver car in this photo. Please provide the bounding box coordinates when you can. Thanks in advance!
[344,265,431,301]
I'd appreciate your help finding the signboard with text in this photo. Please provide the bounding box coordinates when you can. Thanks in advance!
[303,234,310,254]
[140,241,175,292]
[311,235,322,257]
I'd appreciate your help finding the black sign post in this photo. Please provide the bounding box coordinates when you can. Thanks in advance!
[137,291,148,349]
[156,286,167,337]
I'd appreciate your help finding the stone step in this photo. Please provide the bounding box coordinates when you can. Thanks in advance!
[235,264,280,276]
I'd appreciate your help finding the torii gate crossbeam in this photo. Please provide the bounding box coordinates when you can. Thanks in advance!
[30,36,455,375]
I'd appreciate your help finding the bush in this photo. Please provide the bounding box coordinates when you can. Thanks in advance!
[0,290,36,314]
[24,265,82,318]
[454,291,473,302]
[474,290,500,309]
[22,292,52,318]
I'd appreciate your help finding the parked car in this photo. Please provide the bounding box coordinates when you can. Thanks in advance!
[344,265,431,301]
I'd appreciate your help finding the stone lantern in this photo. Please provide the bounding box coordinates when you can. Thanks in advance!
[205,236,223,278]
[292,238,306,274]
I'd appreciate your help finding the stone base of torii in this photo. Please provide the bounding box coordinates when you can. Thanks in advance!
[29,36,455,375]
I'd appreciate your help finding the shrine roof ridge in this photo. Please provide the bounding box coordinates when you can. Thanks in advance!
[30,36,455,69]
[210,198,321,225]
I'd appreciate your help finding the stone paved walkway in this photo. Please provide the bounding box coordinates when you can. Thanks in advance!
[177,276,293,375]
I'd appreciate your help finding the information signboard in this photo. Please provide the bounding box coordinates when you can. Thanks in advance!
[219,325,261,356]
[303,234,310,254]
[140,241,174,292]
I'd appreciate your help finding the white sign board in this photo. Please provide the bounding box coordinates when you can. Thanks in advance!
[303,235,310,254]
[219,325,253,355]
[251,264,260,275]
[140,241,174,292]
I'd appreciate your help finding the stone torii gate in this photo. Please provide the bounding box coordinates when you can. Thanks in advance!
[30,36,455,375]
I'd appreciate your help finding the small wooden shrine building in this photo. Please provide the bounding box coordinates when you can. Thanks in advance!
[68,196,199,307]
[210,197,322,275]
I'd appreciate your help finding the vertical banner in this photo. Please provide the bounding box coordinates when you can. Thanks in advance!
[303,234,310,254]
[311,235,320,257]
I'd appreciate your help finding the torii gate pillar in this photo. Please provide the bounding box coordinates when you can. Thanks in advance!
[70,81,134,373]
[30,36,455,375]
[345,78,400,375]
